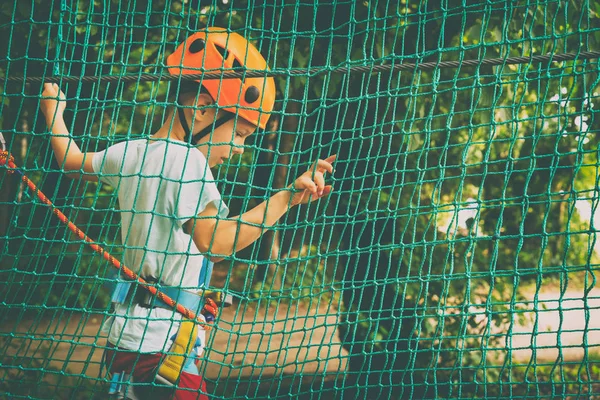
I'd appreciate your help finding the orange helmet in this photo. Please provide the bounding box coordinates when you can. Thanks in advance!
[167,27,276,130]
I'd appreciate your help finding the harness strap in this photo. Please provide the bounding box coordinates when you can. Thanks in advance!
[177,106,235,145]
[129,284,205,314]
[198,257,212,289]
[127,284,232,310]
[191,113,234,145]
[156,320,198,385]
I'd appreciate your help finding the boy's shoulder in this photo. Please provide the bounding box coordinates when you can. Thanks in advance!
[159,140,208,165]
[143,140,211,178]
[103,138,144,154]
[108,139,202,160]
[101,139,210,177]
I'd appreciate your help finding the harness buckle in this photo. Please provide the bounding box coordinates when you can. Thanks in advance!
[198,289,233,308]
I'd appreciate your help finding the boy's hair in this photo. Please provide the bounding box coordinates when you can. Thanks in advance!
[168,81,209,106]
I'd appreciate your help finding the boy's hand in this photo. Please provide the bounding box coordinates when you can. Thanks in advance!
[40,83,67,120]
[289,154,336,206]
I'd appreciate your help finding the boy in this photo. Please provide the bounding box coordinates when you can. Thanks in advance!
[40,27,335,400]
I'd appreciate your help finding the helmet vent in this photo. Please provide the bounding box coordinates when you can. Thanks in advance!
[232,58,243,70]
[245,86,260,104]
[189,39,205,54]
[214,45,229,62]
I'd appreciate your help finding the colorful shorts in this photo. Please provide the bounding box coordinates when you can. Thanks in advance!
[104,345,209,400]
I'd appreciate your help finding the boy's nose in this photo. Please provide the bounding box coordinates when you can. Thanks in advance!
[232,146,244,155]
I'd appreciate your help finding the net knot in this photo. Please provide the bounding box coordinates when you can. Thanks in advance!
[0,151,15,173]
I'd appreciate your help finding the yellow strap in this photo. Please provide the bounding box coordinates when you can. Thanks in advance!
[157,320,198,384]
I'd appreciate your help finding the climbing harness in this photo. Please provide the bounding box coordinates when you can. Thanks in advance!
[0,148,215,330]
[1,148,233,396]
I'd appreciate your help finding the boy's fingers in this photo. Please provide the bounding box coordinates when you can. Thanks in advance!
[42,83,63,96]
[310,180,318,196]
[42,84,55,97]
[314,159,334,174]
[324,154,337,163]
[320,185,333,197]
[314,172,325,195]
[297,176,317,196]
[310,180,319,196]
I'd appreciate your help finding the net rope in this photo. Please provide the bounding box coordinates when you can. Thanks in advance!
[1,1,600,399]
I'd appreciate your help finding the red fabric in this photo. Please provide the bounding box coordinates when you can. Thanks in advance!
[105,346,209,400]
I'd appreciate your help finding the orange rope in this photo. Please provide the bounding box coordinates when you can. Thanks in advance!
[0,151,212,330]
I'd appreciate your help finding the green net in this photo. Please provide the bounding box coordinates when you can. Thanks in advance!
[1,0,600,399]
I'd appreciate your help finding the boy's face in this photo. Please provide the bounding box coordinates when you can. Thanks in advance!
[196,113,257,168]
[184,93,259,167]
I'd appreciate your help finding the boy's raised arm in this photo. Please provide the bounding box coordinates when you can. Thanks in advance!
[185,155,336,262]
[41,83,97,182]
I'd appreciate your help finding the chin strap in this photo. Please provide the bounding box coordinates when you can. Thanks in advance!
[177,107,235,145]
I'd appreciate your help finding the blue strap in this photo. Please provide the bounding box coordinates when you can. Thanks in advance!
[110,281,204,313]
[109,257,213,311]
[154,286,205,313]
[108,372,122,394]
[108,372,131,395]
[198,257,213,289]
[111,281,132,303]
[182,355,199,374]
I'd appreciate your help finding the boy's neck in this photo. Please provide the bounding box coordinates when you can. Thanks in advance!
[152,112,186,142]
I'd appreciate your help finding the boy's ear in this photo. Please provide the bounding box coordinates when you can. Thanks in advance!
[193,93,215,122]
[195,92,214,107]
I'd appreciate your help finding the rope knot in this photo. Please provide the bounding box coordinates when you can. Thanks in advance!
[0,151,15,173]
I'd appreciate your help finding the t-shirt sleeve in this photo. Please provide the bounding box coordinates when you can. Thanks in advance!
[174,150,229,226]
[91,142,127,187]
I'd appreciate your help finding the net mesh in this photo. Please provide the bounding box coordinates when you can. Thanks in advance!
[1,0,600,399]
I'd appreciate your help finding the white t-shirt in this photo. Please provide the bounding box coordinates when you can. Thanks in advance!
[92,138,228,353]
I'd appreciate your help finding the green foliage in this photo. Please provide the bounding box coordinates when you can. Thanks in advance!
[1,0,600,398]
[509,354,600,398]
